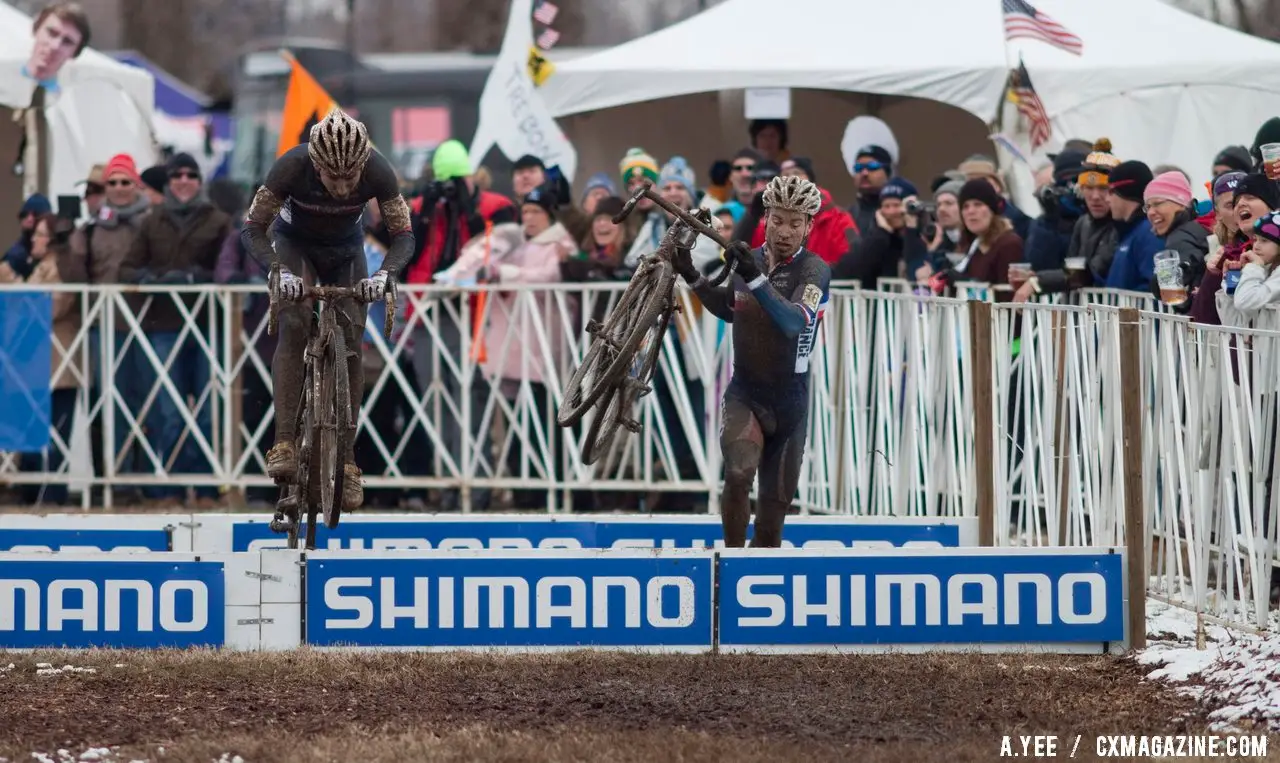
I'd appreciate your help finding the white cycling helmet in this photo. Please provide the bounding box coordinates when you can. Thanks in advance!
[308,108,371,177]
[763,175,822,217]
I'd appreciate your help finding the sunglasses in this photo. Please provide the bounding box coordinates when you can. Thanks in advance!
[107,179,133,188]
[169,171,198,180]
[853,161,885,173]
[732,163,755,172]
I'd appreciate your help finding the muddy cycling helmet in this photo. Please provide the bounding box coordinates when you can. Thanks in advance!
[763,175,822,217]
[308,108,371,177]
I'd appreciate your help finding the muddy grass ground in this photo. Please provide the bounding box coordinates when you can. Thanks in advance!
[2,651,1273,763]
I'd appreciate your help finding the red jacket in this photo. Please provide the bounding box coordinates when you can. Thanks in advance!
[404,190,515,285]
[750,187,857,265]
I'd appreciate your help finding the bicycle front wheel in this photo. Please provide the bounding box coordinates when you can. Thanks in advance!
[318,320,351,530]
[557,258,673,428]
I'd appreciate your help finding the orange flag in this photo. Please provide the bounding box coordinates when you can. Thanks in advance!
[276,50,339,158]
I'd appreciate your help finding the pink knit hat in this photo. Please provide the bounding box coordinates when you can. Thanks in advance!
[1144,171,1193,208]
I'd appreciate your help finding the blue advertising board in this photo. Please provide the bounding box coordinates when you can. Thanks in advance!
[0,292,53,451]
[0,528,171,553]
[305,551,714,649]
[0,557,225,648]
[231,516,965,553]
[718,550,1124,650]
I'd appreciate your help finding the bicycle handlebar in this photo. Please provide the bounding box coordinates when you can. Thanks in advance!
[614,183,743,288]
[267,262,398,342]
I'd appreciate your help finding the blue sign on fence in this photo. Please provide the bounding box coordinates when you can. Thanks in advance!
[305,552,714,649]
[717,551,1124,648]
[0,292,52,451]
[233,517,962,552]
[0,558,225,648]
[0,528,171,553]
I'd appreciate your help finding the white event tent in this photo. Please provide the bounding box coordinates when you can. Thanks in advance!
[0,1,156,205]
[541,0,1280,208]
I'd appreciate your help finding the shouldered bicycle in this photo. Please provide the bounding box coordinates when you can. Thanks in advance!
[265,261,397,550]
[555,183,745,464]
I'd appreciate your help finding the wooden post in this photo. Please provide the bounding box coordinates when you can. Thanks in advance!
[968,301,995,546]
[1118,307,1146,650]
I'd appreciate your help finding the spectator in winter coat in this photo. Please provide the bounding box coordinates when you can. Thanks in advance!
[1191,172,1249,326]
[69,153,150,285]
[1212,145,1253,178]
[951,178,1024,286]
[618,147,663,240]
[833,177,927,289]
[1143,171,1210,311]
[847,144,893,241]
[1023,149,1088,273]
[562,196,632,285]
[511,153,588,242]
[625,156,719,275]
[1103,161,1163,292]
[915,180,968,283]
[140,165,167,205]
[958,154,1033,241]
[118,152,230,505]
[1217,211,1280,326]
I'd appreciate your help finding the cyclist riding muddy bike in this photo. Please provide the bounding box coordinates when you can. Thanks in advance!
[241,108,416,511]
[673,175,832,547]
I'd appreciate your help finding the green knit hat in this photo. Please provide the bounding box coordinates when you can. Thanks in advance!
[432,140,472,181]
[619,147,659,186]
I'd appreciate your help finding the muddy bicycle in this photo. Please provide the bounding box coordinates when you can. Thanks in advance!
[555,183,744,465]
[265,261,397,550]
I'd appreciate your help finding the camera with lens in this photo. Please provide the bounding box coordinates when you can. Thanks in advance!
[906,199,939,243]
[1036,184,1072,218]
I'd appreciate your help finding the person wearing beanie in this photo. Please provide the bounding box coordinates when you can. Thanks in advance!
[1143,171,1210,311]
[1213,145,1253,176]
[561,195,634,288]
[1022,149,1089,280]
[1233,173,1279,227]
[1193,170,1254,326]
[659,156,698,206]
[958,153,1034,241]
[139,165,167,205]
[626,156,719,277]
[511,154,547,198]
[619,147,660,191]
[4,193,53,276]
[1216,210,1280,327]
[749,119,790,163]
[847,144,893,240]
[580,172,617,215]
[927,179,965,258]
[1100,161,1163,291]
[833,175,929,289]
[947,178,1023,287]
[1250,116,1280,170]
[68,152,152,285]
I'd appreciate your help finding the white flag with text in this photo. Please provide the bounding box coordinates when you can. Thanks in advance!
[468,0,577,183]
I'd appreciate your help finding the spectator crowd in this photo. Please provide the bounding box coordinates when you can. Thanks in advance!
[5,113,1280,511]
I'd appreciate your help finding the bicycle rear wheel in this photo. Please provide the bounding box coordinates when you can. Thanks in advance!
[289,351,317,550]
[581,383,622,466]
[557,258,673,428]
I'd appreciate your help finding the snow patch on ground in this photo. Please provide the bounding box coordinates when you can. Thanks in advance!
[34,664,98,677]
[23,747,149,763]
[1139,599,1280,732]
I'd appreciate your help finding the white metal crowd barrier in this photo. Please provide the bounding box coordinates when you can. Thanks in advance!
[0,281,1277,630]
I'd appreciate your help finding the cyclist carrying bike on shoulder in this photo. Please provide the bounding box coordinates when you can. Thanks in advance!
[670,175,831,547]
[240,108,415,510]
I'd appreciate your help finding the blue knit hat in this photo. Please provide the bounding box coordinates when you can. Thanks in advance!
[879,177,918,201]
[581,172,617,204]
[659,156,697,200]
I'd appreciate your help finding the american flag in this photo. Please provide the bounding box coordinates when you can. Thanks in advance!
[536,26,560,50]
[532,1,559,26]
[1007,62,1052,149]
[1002,0,1083,56]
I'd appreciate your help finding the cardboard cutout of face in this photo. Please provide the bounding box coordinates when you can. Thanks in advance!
[24,4,90,88]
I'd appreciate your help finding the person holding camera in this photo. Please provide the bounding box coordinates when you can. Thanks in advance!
[1023,149,1088,272]
[832,177,928,290]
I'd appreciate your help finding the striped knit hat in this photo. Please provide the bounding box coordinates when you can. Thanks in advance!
[619,147,659,187]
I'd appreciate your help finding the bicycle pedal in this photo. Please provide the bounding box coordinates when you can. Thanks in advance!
[276,494,299,512]
[621,417,642,434]
[269,513,296,534]
[586,319,603,335]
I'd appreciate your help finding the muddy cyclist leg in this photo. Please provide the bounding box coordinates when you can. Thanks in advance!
[268,236,316,478]
[752,392,809,548]
[719,389,764,548]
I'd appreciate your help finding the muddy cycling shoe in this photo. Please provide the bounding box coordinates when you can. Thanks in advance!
[266,442,298,482]
[342,463,363,510]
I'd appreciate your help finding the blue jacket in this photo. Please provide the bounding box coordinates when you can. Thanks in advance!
[1104,214,1163,291]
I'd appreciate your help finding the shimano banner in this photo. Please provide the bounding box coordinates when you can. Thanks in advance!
[305,551,714,649]
[0,555,225,648]
[229,515,969,553]
[0,516,184,553]
[718,549,1125,650]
